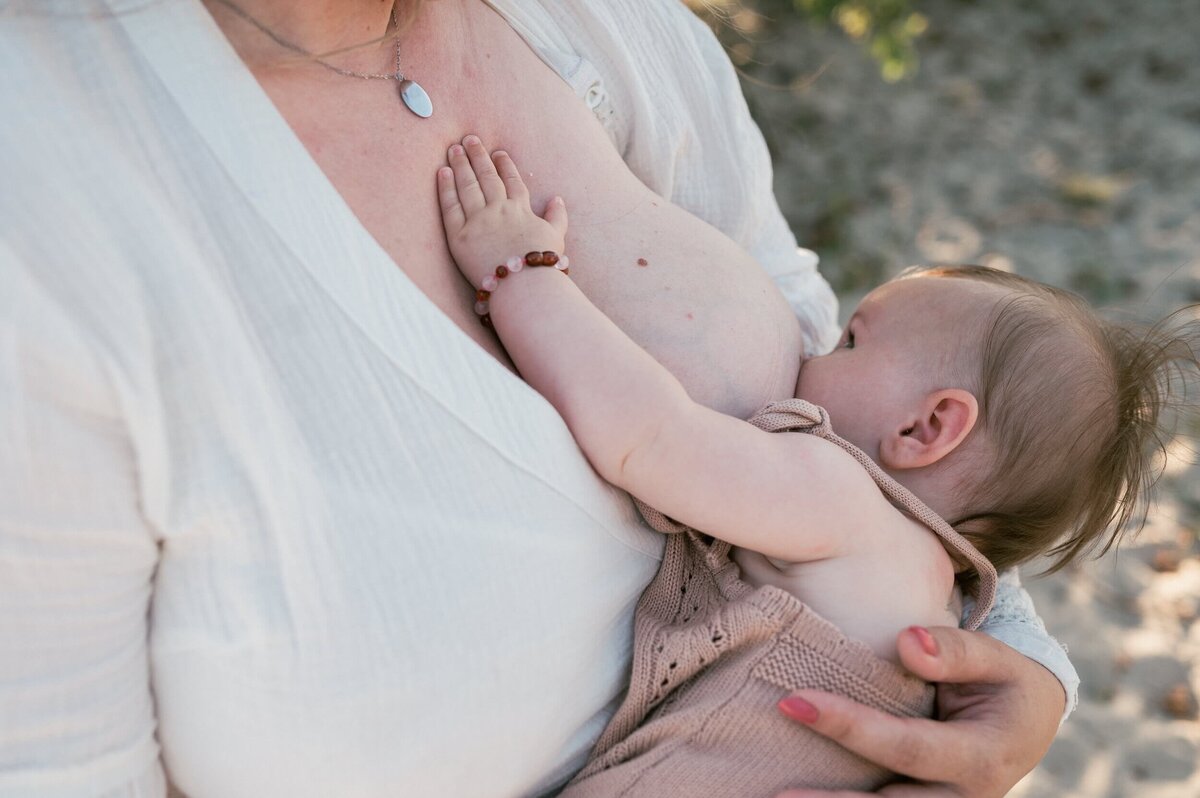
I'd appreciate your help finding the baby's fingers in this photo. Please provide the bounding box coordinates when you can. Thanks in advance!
[437,166,465,234]
[448,143,485,215]
[492,150,529,203]
[463,135,507,203]
[543,195,568,239]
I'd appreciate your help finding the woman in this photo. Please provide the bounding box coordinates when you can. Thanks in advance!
[0,0,1072,795]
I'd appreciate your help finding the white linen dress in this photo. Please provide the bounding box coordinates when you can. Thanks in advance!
[0,1,1076,795]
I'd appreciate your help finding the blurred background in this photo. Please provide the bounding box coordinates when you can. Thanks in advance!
[686,1,1200,795]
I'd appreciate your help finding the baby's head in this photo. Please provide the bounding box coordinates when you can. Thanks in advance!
[796,265,1196,577]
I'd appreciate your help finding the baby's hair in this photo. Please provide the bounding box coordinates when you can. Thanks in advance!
[902,265,1199,578]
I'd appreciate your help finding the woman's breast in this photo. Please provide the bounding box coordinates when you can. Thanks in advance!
[478,100,803,417]
[557,173,804,419]
[477,2,803,418]
[488,55,804,418]
[285,3,803,419]
[403,154,803,420]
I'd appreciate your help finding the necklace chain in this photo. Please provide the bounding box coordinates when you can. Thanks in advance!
[210,0,405,81]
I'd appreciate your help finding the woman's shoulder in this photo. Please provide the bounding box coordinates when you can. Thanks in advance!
[546,0,737,88]
[1,4,224,314]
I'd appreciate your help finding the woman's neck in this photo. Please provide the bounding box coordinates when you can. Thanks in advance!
[204,0,406,72]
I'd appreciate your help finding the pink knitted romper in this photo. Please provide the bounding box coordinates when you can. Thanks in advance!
[561,400,998,797]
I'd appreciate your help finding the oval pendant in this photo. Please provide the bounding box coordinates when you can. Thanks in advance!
[399,79,433,118]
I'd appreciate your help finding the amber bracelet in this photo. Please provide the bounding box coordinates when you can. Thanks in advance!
[473,251,570,327]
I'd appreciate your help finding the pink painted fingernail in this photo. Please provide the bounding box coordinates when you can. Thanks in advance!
[778,696,819,724]
[909,625,939,657]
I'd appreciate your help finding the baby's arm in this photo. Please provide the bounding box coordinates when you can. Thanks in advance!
[438,136,884,563]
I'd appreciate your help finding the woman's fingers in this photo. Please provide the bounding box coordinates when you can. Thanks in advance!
[436,166,465,234]
[776,790,874,798]
[777,784,961,798]
[462,135,507,203]
[892,624,1060,696]
[492,150,529,202]
[775,626,1063,796]
[448,143,485,215]
[894,625,1021,685]
[777,692,975,785]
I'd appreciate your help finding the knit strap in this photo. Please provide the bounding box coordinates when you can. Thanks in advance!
[633,500,691,535]
[750,399,997,630]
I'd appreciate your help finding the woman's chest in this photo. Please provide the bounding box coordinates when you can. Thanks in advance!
[256,2,802,417]
[138,259,662,795]
[256,5,622,360]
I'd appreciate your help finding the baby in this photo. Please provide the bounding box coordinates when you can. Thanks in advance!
[436,136,1192,794]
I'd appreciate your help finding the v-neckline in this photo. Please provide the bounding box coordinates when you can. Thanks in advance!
[108,0,661,534]
[115,0,511,379]
[112,0,603,402]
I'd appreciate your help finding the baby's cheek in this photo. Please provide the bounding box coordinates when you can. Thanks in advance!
[793,360,823,402]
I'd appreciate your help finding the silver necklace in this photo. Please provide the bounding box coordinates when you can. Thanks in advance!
[210,0,433,118]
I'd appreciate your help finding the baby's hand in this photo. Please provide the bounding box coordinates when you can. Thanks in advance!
[438,135,568,289]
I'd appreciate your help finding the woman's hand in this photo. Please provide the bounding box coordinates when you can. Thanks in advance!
[776,625,1064,797]
[438,134,567,289]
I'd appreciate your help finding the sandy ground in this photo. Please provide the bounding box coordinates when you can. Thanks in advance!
[708,0,1200,794]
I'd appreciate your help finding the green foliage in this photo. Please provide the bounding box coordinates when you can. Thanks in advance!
[792,0,928,81]
[687,0,928,80]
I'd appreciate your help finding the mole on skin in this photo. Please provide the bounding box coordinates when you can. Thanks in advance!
[637,258,648,267]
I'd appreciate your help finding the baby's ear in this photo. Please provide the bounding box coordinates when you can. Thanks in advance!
[880,389,979,471]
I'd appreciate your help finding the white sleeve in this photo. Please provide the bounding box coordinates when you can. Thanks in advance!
[662,1,843,357]
[965,569,1080,725]
[0,245,166,798]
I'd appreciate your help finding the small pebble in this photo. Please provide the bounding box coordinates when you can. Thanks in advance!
[1151,548,1182,573]
[1163,683,1197,720]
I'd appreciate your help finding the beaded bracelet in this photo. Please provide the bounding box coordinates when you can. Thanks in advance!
[473,250,570,327]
